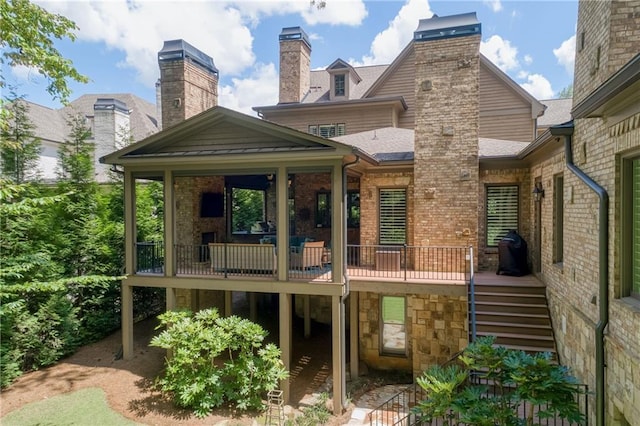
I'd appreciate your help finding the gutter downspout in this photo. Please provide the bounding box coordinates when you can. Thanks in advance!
[550,123,608,426]
[340,155,359,409]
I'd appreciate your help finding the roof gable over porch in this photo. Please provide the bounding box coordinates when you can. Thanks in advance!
[101,106,365,167]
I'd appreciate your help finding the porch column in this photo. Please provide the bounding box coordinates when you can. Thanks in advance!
[166,288,176,311]
[276,166,288,280]
[225,291,233,316]
[332,295,344,414]
[249,292,257,322]
[349,291,359,379]
[122,169,136,360]
[279,293,292,403]
[331,161,344,284]
[304,295,311,338]
[163,170,175,276]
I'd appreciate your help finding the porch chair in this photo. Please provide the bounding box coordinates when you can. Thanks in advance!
[290,241,325,270]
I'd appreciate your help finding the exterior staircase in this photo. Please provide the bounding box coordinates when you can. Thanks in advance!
[470,274,557,359]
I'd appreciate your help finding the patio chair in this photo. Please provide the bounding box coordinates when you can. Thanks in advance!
[290,241,325,270]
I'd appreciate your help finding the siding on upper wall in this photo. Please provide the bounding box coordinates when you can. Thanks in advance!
[479,63,535,141]
[370,48,416,130]
[262,104,397,135]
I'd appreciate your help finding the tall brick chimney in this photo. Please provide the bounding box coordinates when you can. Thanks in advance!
[573,0,640,107]
[412,13,481,250]
[158,39,218,130]
[93,98,130,182]
[278,27,311,104]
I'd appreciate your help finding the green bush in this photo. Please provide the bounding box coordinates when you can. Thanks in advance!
[150,309,289,418]
[414,336,586,426]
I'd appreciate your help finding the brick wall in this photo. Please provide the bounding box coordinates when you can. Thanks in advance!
[413,34,480,261]
[159,59,218,130]
[279,39,311,104]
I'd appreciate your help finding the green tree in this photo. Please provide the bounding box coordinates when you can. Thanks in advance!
[0,89,41,183]
[0,0,89,104]
[151,309,289,417]
[57,113,94,183]
[558,84,573,99]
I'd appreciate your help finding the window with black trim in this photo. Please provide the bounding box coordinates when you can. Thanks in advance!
[553,174,564,263]
[379,188,406,245]
[380,296,406,355]
[486,185,519,247]
[622,156,640,299]
[334,74,345,96]
[308,123,346,138]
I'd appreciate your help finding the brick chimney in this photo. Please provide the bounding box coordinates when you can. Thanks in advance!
[278,27,311,104]
[158,39,218,130]
[93,98,130,182]
[573,0,640,106]
[412,12,481,249]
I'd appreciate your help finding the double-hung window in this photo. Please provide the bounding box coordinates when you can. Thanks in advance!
[334,74,345,96]
[379,188,406,245]
[380,296,406,355]
[486,185,519,247]
[622,156,640,299]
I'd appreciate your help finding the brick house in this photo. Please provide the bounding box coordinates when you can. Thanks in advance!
[103,2,639,422]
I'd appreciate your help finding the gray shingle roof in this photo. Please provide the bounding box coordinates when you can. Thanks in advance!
[25,94,158,144]
[334,127,531,160]
[538,98,572,128]
[303,65,389,103]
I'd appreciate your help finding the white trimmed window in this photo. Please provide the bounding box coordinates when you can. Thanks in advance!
[380,296,406,355]
[308,123,346,138]
[622,156,640,299]
[334,74,346,96]
[379,188,406,245]
[486,185,519,247]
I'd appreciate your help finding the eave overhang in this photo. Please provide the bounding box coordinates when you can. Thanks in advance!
[253,96,408,114]
[572,53,640,118]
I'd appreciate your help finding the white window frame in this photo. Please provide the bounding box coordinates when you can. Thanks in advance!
[380,295,407,356]
[486,185,519,247]
[379,188,406,245]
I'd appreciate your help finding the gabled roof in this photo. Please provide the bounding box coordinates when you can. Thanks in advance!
[299,64,387,104]
[102,106,373,166]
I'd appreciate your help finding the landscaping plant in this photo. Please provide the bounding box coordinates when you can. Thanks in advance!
[414,336,586,426]
[150,309,289,417]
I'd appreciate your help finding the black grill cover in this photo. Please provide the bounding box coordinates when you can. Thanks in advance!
[496,230,529,276]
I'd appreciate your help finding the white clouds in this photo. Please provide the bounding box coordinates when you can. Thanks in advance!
[553,34,576,75]
[219,63,279,115]
[483,0,503,13]
[10,64,42,83]
[523,54,533,65]
[520,74,554,99]
[480,35,519,71]
[351,0,433,66]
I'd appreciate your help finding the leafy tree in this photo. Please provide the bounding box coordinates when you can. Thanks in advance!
[414,337,586,426]
[557,84,573,99]
[0,89,41,183]
[0,0,89,104]
[151,309,289,417]
[232,188,265,232]
[57,113,94,183]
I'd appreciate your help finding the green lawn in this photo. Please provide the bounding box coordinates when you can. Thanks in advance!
[1,387,142,426]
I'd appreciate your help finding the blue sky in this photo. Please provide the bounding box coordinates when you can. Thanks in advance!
[7,0,578,115]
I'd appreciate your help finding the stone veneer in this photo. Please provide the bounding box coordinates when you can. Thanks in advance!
[279,34,311,104]
[358,292,467,376]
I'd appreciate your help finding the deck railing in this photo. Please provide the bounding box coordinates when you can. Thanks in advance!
[347,245,469,282]
[369,373,588,426]
[135,242,468,284]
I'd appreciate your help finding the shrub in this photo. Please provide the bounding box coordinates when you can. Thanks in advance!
[414,336,586,426]
[150,309,289,418]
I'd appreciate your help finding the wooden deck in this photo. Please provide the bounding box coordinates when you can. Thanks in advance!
[473,271,545,287]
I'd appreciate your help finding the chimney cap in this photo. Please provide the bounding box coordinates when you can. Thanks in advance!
[94,98,130,114]
[158,39,219,76]
[414,12,481,41]
[279,26,311,49]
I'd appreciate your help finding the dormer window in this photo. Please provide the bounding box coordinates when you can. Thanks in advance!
[334,74,346,97]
